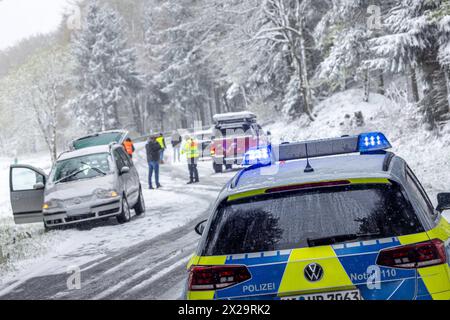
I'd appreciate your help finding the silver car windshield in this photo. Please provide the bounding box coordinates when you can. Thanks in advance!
[52,153,112,184]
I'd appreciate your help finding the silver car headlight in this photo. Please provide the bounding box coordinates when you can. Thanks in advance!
[43,199,63,210]
[94,189,119,199]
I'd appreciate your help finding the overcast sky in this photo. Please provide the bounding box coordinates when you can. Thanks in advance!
[0,0,72,51]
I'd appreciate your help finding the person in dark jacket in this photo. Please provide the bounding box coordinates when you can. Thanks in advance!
[146,136,162,189]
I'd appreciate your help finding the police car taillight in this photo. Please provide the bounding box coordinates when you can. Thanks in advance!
[188,265,251,291]
[376,239,446,269]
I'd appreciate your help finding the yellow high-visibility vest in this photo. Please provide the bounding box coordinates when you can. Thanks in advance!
[156,136,165,149]
[182,139,200,159]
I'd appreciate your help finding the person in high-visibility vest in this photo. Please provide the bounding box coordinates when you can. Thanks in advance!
[182,135,200,184]
[123,138,135,158]
[156,133,166,164]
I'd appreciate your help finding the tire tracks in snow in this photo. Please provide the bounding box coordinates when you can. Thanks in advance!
[0,144,232,300]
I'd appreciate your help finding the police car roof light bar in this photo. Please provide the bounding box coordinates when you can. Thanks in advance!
[274,132,391,162]
[233,132,391,188]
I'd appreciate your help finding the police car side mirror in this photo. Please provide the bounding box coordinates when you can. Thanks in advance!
[436,193,450,212]
[195,220,207,236]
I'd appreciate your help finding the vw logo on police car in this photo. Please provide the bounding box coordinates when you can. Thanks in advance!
[304,263,324,282]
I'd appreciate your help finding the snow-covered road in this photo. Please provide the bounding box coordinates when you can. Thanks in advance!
[1,116,449,300]
[0,146,235,300]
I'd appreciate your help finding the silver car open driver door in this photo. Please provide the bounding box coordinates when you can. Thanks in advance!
[10,165,47,224]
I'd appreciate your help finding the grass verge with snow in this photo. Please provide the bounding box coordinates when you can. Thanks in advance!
[0,154,54,274]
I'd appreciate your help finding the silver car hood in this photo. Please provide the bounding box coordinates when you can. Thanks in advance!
[45,175,116,200]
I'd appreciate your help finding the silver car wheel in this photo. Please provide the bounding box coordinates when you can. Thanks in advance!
[139,190,145,211]
[117,197,131,224]
[134,188,146,216]
[124,199,131,221]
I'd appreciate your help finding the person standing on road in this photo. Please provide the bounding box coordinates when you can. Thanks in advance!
[146,136,162,189]
[182,135,200,184]
[123,138,135,159]
[171,130,182,163]
[156,133,166,164]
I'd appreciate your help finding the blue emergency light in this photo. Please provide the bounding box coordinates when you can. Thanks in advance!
[242,145,272,166]
[358,132,392,153]
[241,132,391,167]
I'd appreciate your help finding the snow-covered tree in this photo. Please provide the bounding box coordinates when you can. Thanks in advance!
[368,0,450,128]
[141,0,231,130]
[245,0,328,120]
[72,1,143,132]
[1,47,76,161]
[436,3,450,109]
[315,0,390,102]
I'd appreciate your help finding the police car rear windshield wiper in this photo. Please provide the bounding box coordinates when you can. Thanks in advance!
[307,232,381,247]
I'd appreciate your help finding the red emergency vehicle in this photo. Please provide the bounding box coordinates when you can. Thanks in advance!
[210,112,270,173]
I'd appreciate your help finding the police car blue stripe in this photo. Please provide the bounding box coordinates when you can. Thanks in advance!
[215,263,287,299]
[334,238,430,300]
[356,279,416,300]
[416,277,433,298]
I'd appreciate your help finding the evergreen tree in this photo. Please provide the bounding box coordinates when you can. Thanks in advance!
[142,0,227,130]
[73,0,143,132]
[369,0,450,129]
[244,0,328,120]
[436,3,450,109]
[315,0,388,102]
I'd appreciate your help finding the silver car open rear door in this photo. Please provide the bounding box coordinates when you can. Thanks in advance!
[10,165,47,224]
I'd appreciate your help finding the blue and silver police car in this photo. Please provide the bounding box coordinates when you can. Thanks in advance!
[186,132,450,300]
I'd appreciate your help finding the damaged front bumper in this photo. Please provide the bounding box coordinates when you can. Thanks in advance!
[43,197,122,227]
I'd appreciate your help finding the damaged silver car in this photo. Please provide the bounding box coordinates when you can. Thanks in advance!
[9,144,145,229]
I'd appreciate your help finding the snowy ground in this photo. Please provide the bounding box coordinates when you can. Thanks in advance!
[0,89,449,299]
[0,153,54,272]
[0,144,234,299]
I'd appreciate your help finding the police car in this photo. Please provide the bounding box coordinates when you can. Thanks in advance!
[186,132,450,300]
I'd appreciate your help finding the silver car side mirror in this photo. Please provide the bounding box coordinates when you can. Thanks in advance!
[33,182,45,190]
[120,166,130,175]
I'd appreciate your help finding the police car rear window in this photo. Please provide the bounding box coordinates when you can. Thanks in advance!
[202,184,424,256]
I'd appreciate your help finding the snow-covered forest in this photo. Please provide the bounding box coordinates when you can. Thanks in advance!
[1,0,450,158]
